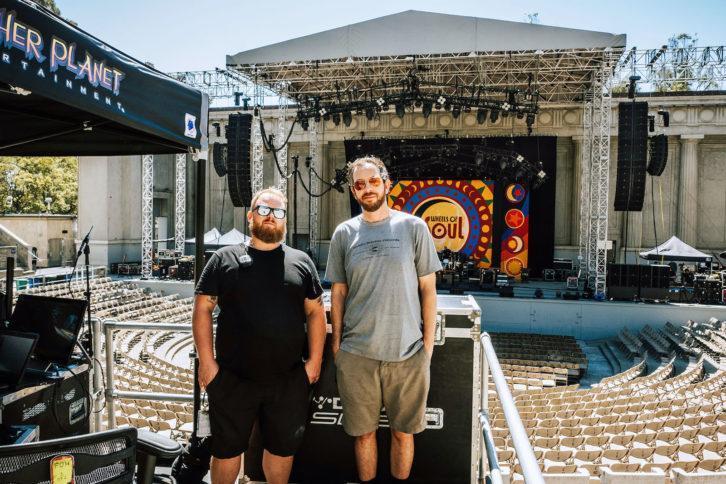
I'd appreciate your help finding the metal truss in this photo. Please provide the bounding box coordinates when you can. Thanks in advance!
[141,155,154,279]
[174,153,186,255]
[308,119,319,264]
[579,55,615,297]
[251,109,264,199]
[276,85,289,193]
[614,46,726,91]
[168,69,255,105]
[229,48,624,104]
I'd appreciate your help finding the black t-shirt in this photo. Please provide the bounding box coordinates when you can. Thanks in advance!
[195,243,323,382]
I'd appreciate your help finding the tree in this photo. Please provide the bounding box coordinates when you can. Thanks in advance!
[525,13,541,24]
[0,157,78,214]
[31,0,61,16]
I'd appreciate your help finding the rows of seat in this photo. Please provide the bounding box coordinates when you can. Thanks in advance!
[488,319,726,482]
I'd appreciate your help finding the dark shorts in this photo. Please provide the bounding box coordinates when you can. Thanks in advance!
[207,365,312,459]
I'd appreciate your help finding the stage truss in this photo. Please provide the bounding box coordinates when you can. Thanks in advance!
[141,154,154,279]
[171,45,726,291]
[175,154,186,255]
[308,119,320,264]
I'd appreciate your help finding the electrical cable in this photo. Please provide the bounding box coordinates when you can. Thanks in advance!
[296,170,334,198]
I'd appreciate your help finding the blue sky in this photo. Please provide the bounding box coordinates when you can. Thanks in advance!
[56,0,722,73]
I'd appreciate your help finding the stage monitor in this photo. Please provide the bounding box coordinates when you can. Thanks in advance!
[0,330,38,390]
[8,295,87,366]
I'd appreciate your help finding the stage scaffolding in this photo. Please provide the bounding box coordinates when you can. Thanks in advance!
[173,44,726,293]
[141,155,154,279]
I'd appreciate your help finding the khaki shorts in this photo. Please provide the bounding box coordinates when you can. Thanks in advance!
[334,346,430,436]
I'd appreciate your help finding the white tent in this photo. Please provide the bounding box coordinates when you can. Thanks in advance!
[185,228,222,245]
[216,229,250,246]
[639,236,712,263]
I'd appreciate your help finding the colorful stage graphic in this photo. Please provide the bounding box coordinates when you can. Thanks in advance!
[500,183,529,278]
[388,180,495,268]
[388,180,530,277]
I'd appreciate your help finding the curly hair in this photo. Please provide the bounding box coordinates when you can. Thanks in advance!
[346,155,390,186]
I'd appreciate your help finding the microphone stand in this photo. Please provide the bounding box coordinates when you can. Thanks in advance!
[83,242,93,358]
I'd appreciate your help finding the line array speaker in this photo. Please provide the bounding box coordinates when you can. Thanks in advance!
[225,113,253,207]
[614,101,648,211]
[647,134,668,176]
[212,142,227,177]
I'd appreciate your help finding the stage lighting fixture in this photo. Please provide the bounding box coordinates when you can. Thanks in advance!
[464,106,472,113]
[502,102,511,111]
[365,107,375,120]
[396,102,405,118]
[501,110,509,118]
[475,151,484,166]
[434,102,442,110]
[477,109,488,124]
[422,102,433,118]
[301,118,309,131]
[323,114,330,121]
[332,113,341,126]
[437,95,447,105]
[516,154,524,162]
[343,111,352,127]
[526,113,535,127]
[452,105,461,118]
[648,115,655,132]
[444,103,452,111]
[628,75,640,99]
[490,110,499,123]
[516,112,524,119]
[414,100,422,108]
[499,158,508,170]
[318,107,327,117]
[376,97,386,107]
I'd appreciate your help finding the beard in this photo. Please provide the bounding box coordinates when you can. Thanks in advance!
[249,219,286,244]
[357,191,386,212]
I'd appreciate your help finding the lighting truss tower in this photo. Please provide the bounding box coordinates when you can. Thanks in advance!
[308,119,319,264]
[251,84,264,197]
[579,55,615,297]
[174,153,186,255]
[276,85,289,192]
[141,154,154,279]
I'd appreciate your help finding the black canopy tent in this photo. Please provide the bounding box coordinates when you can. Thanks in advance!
[0,0,208,155]
[0,0,209,275]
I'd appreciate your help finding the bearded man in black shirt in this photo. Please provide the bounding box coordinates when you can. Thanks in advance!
[193,187,326,484]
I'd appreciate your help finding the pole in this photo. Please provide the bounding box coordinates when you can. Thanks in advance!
[192,157,206,440]
[83,244,93,357]
[293,155,299,246]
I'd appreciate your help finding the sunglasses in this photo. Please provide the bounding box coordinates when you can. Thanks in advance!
[253,205,286,219]
[353,176,384,191]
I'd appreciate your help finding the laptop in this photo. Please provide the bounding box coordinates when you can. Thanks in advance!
[0,330,38,392]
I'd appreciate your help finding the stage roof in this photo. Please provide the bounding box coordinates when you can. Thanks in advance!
[0,0,208,156]
[227,10,626,103]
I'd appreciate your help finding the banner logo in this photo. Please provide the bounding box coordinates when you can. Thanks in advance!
[389,180,494,267]
[184,113,197,138]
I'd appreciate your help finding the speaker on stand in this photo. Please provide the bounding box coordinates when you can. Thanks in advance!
[614,101,649,212]
[225,113,253,207]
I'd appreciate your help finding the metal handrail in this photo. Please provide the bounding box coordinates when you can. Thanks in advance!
[478,410,503,484]
[103,319,197,429]
[480,332,545,484]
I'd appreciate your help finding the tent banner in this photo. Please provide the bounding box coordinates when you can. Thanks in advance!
[0,1,206,149]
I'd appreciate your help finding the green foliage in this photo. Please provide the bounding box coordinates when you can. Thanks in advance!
[31,0,61,16]
[0,157,78,214]
[654,33,701,92]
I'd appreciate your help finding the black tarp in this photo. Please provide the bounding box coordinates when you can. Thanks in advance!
[0,0,208,155]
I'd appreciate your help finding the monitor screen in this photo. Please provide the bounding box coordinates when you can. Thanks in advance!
[0,330,38,388]
[8,295,87,366]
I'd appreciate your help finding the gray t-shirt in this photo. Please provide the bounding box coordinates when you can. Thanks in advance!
[325,210,442,361]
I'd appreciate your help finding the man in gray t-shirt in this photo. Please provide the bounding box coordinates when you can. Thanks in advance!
[326,156,441,483]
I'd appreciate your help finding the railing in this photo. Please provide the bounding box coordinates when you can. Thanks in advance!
[102,320,197,430]
[479,332,544,484]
